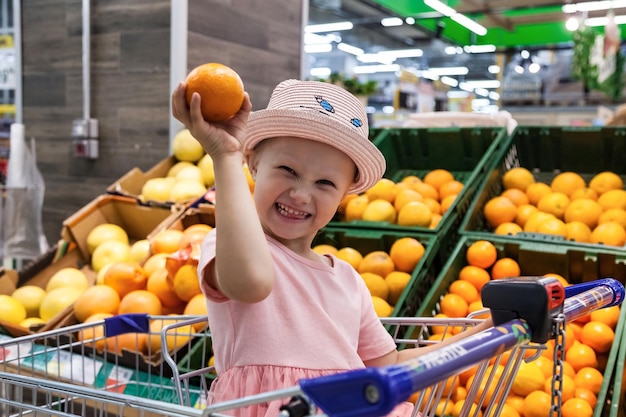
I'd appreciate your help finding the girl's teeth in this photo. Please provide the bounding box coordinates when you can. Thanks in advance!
[277,203,308,218]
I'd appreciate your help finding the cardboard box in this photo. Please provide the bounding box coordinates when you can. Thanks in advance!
[0,248,95,337]
[106,156,177,207]
[62,194,179,262]
[148,204,215,240]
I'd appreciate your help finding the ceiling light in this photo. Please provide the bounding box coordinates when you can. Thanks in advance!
[528,62,541,73]
[489,91,500,100]
[424,0,455,17]
[425,0,487,36]
[310,67,332,77]
[488,65,500,74]
[448,91,470,98]
[475,88,489,97]
[521,50,530,59]
[563,0,626,13]
[357,53,396,65]
[304,33,335,45]
[405,17,415,25]
[381,17,403,27]
[566,17,580,31]
[459,82,474,92]
[337,43,364,56]
[451,14,487,36]
[585,14,626,26]
[462,80,501,89]
[440,76,458,87]
[304,44,333,53]
[305,21,354,33]
[464,44,496,53]
[377,48,423,58]
[445,46,461,55]
[428,66,469,76]
[514,65,524,74]
[353,64,401,74]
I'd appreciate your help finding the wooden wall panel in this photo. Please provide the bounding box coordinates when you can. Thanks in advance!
[19,0,303,252]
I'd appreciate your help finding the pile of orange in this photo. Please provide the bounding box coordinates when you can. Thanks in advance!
[338,169,464,229]
[313,236,426,317]
[422,238,620,417]
[484,168,626,246]
[73,223,213,356]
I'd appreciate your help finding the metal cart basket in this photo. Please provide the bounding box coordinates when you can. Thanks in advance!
[0,277,623,417]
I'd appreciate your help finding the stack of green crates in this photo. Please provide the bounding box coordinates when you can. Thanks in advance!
[420,233,626,416]
[459,126,626,251]
[330,126,508,260]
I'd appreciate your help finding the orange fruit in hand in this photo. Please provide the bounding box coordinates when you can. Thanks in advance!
[483,196,517,227]
[389,237,425,273]
[185,63,245,122]
[490,257,521,280]
[466,240,497,269]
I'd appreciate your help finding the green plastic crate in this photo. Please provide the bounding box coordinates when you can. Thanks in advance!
[313,226,441,319]
[419,235,626,318]
[328,127,508,259]
[594,305,626,417]
[419,235,626,417]
[460,126,626,250]
[177,332,215,386]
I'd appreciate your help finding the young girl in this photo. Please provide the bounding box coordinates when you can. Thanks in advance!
[171,79,492,417]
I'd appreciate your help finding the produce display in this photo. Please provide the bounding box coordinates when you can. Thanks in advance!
[335,170,463,229]
[140,129,212,204]
[484,168,626,246]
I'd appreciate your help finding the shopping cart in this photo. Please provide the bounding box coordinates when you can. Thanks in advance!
[0,277,623,417]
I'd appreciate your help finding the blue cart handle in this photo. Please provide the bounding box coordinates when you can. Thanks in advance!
[300,320,531,417]
[564,278,624,307]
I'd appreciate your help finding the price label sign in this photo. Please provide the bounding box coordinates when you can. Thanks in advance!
[0,48,16,89]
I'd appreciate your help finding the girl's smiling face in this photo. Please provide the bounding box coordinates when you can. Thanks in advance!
[248,137,357,251]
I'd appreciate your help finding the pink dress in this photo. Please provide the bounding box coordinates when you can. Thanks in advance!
[197,230,414,417]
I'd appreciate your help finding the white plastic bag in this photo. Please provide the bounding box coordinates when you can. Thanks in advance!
[3,123,49,259]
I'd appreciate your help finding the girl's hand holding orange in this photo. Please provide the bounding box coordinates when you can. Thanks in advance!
[171,63,250,158]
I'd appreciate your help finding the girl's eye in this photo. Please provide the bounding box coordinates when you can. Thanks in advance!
[318,179,336,187]
[279,165,296,175]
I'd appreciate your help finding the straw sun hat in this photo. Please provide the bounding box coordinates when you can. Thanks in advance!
[245,79,386,194]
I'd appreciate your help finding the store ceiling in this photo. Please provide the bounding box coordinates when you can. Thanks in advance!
[306,0,624,90]
[310,0,624,51]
